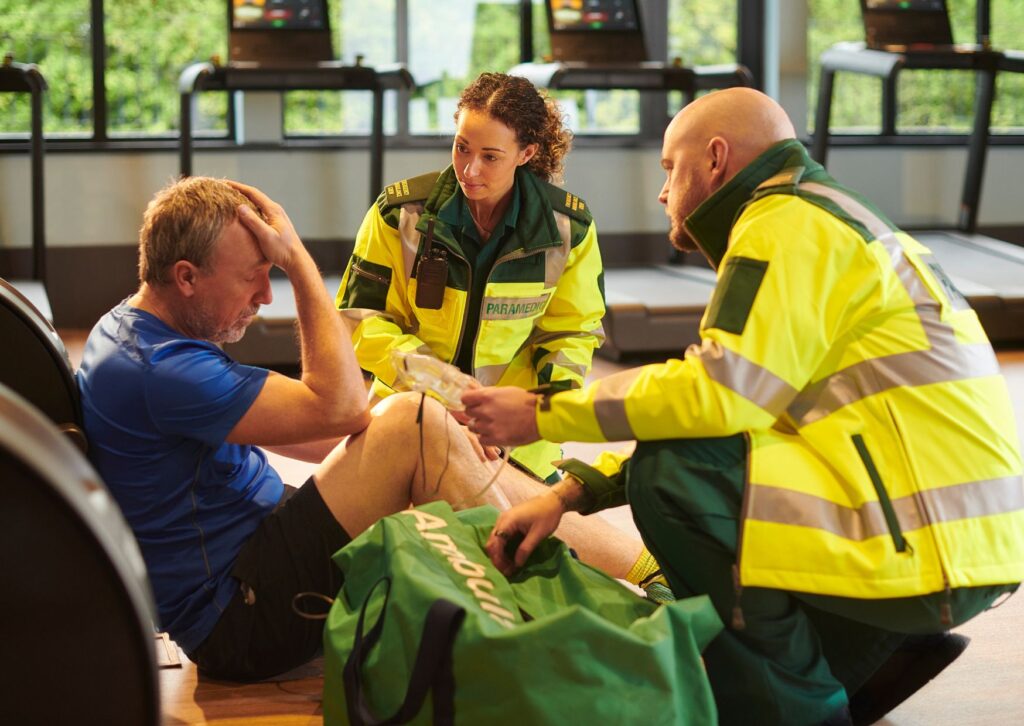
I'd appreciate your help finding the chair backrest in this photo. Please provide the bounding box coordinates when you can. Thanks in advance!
[0,276,86,451]
[0,381,160,724]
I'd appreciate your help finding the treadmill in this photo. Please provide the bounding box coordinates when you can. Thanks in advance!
[601,265,717,360]
[509,1,748,360]
[812,3,1024,345]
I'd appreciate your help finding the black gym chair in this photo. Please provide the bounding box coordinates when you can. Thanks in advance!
[0,381,160,724]
[0,276,86,452]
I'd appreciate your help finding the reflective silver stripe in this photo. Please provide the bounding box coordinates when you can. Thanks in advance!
[918,476,1024,524]
[474,363,509,386]
[529,325,607,350]
[748,483,893,541]
[748,475,1024,541]
[547,212,573,287]
[398,204,425,284]
[876,233,946,348]
[799,182,894,240]
[536,349,587,379]
[784,184,999,427]
[530,328,584,347]
[481,294,551,320]
[593,368,643,441]
[788,340,999,427]
[341,308,397,325]
[691,339,798,417]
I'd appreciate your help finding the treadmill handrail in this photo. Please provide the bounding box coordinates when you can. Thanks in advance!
[508,60,752,94]
[177,60,415,203]
[0,60,48,284]
[812,41,1004,234]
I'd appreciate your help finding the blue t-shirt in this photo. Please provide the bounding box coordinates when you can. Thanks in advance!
[77,302,284,652]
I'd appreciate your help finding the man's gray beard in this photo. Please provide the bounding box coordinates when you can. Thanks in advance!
[180,305,257,344]
[212,322,250,345]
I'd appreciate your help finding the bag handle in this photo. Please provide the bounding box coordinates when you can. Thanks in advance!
[343,576,466,726]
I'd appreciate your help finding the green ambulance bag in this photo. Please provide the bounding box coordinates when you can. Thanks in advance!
[322,501,722,725]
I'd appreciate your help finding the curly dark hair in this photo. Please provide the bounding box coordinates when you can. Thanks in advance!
[455,72,572,183]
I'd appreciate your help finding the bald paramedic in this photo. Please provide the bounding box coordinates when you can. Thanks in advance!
[462,89,1024,725]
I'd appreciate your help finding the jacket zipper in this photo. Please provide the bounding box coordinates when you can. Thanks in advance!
[352,264,390,287]
[459,246,548,371]
[447,248,471,365]
[883,400,954,626]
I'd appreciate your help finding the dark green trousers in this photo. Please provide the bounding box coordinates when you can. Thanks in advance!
[624,436,1009,726]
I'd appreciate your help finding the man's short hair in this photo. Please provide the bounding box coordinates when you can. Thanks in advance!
[138,177,254,286]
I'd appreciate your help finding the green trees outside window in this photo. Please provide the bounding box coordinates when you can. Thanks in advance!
[1,1,93,136]
[1,0,739,140]
[3,1,1021,141]
[808,0,1024,135]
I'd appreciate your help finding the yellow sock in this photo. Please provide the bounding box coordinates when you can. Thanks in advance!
[625,547,661,586]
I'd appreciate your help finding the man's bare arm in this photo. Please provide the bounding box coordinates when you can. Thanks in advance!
[227,182,371,446]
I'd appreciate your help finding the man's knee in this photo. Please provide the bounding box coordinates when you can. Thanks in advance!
[369,392,447,433]
[372,390,424,417]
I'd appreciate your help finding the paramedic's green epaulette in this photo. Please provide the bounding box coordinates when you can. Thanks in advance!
[377,171,440,215]
[543,180,593,226]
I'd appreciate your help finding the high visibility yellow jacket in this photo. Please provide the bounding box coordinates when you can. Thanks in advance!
[336,165,605,481]
[547,140,1024,598]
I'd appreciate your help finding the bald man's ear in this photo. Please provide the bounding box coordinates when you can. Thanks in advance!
[171,260,201,298]
[706,136,730,188]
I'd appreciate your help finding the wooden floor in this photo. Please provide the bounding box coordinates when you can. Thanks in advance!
[60,330,1024,725]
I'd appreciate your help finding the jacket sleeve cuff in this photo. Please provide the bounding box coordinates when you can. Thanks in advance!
[553,458,627,514]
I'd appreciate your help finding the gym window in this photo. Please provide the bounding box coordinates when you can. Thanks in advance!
[807,0,1024,136]
[5,1,1018,146]
[0,0,743,145]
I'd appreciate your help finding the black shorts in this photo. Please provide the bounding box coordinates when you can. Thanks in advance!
[190,477,350,682]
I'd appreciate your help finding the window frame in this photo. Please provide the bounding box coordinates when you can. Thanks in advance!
[802,0,1024,146]
[3,0,1021,156]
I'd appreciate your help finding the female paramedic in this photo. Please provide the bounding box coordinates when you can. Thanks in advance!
[335,72,605,485]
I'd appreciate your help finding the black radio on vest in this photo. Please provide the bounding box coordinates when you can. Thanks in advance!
[415,219,449,310]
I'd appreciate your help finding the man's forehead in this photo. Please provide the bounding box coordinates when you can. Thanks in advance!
[663,114,694,154]
[214,219,266,265]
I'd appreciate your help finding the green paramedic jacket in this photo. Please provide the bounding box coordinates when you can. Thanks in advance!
[546,140,1024,599]
[336,165,606,481]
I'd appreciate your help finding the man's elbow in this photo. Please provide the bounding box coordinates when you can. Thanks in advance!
[344,408,373,435]
[326,404,372,437]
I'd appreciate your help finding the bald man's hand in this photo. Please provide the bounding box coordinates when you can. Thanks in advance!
[460,386,541,447]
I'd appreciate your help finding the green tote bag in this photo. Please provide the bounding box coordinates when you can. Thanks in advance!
[322,501,722,726]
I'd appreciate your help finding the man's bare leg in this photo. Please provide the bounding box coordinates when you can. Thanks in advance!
[312,392,642,579]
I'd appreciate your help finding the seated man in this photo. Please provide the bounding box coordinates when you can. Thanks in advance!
[77,177,642,682]
[463,88,1024,726]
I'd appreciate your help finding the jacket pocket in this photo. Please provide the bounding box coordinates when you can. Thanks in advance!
[852,433,907,553]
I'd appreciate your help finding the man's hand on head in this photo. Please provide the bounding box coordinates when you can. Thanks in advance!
[460,386,542,447]
[227,181,304,273]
